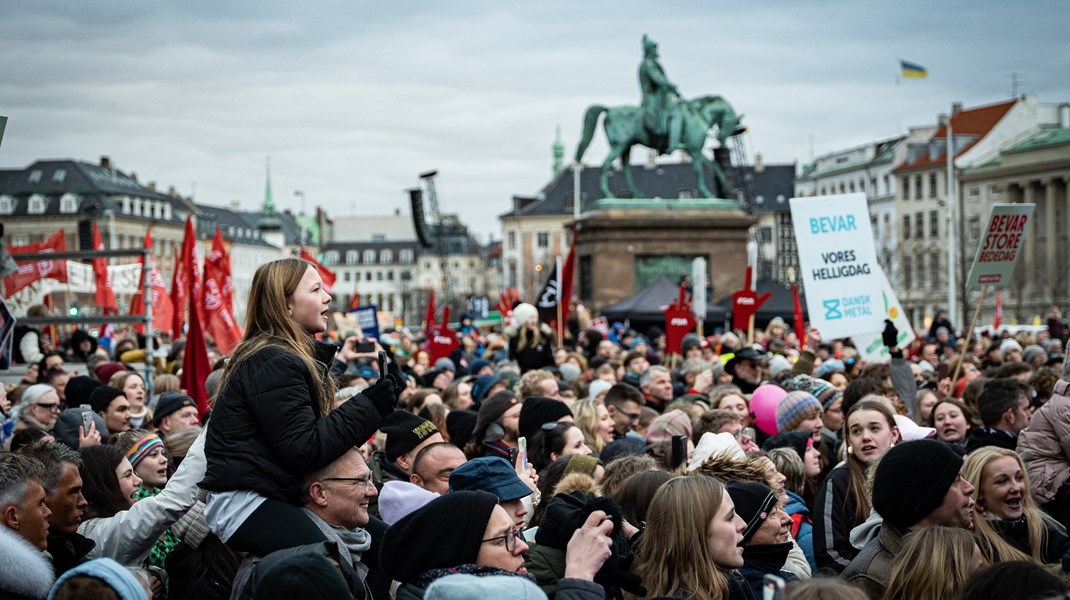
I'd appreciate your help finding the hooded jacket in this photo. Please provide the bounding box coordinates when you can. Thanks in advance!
[1017,379,1070,504]
[202,340,392,504]
[784,489,816,572]
[0,525,55,600]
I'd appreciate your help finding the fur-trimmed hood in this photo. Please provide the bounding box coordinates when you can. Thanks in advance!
[553,472,602,497]
[0,525,55,599]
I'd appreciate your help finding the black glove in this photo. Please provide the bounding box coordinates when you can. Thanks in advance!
[362,377,398,417]
[595,553,646,599]
[380,351,404,390]
[881,318,899,349]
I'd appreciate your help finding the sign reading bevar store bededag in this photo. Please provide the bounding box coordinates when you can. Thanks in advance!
[789,194,884,340]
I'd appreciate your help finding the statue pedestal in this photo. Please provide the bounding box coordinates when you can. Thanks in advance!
[569,200,754,312]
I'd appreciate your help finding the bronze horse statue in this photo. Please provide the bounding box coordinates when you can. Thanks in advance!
[575,95,746,199]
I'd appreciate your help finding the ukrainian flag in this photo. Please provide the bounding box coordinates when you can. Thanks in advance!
[900,60,928,79]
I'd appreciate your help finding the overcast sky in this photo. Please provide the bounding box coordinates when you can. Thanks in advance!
[2,1,1067,240]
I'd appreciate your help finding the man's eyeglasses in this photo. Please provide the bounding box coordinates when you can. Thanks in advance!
[482,527,525,552]
[323,475,373,490]
[35,403,61,412]
[623,412,641,421]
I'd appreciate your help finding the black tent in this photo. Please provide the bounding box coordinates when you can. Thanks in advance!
[600,276,729,332]
[714,276,808,330]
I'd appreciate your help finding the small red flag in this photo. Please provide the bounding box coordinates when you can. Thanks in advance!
[299,248,336,294]
[181,281,213,416]
[791,282,806,344]
[91,222,118,314]
[129,229,174,334]
[203,228,242,355]
[2,230,68,295]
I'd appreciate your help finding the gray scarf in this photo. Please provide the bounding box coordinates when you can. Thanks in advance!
[300,507,372,580]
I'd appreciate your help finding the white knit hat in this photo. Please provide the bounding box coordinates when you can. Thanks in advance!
[379,481,438,525]
[687,432,745,472]
[512,303,538,325]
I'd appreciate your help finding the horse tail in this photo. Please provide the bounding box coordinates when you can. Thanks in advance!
[575,104,608,162]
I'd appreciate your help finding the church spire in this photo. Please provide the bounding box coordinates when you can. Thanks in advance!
[257,156,282,232]
[552,125,565,176]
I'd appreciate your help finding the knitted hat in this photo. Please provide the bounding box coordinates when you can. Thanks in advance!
[472,392,519,444]
[434,357,457,373]
[49,558,146,600]
[382,409,440,461]
[815,359,846,378]
[252,544,352,600]
[65,376,104,409]
[94,362,128,385]
[126,433,165,469]
[446,410,478,450]
[1022,345,1046,365]
[588,379,613,400]
[378,480,439,525]
[688,432,745,472]
[449,457,532,501]
[380,490,499,584]
[599,438,651,465]
[518,397,573,440]
[89,385,126,415]
[425,574,545,600]
[559,363,581,383]
[785,374,842,411]
[999,339,1023,360]
[512,303,538,325]
[468,359,492,376]
[872,439,963,530]
[153,392,197,427]
[645,409,693,444]
[681,333,703,354]
[725,481,779,543]
[775,391,822,433]
[761,431,813,462]
[767,355,793,379]
[472,375,503,404]
[563,454,600,477]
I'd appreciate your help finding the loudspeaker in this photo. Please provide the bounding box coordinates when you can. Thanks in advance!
[78,220,94,250]
[409,188,432,249]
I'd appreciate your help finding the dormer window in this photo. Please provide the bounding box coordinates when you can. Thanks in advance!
[364,250,376,264]
[52,169,66,183]
[346,250,358,265]
[0,195,15,214]
[28,194,48,214]
[60,193,79,213]
[28,170,42,183]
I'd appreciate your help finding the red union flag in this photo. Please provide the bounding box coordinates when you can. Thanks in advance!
[299,248,336,294]
[203,228,242,355]
[171,216,202,339]
[2,230,68,296]
[91,222,118,314]
[129,229,174,334]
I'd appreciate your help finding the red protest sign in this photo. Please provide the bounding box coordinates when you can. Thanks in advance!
[730,267,772,332]
[664,285,696,355]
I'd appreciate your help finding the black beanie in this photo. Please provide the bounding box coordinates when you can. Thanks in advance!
[761,431,812,463]
[89,385,126,415]
[446,410,478,450]
[65,376,104,409]
[519,397,573,440]
[153,392,197,427]
[872,439,963,531]
[725,481,778,543]
[380,490,498,584]
[382,409,440,461]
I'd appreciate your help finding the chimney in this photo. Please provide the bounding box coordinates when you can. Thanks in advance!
[951,102,963,116]
[230,199,241,211]
[754,152,765,173]
[937,113,948,127]
[167,185,177,196]
[100,155,111,170]
[147,181,156,191]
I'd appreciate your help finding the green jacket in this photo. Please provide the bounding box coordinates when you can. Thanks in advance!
[524,543,566,598]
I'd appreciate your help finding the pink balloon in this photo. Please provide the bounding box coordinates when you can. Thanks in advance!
[751,384,787,435]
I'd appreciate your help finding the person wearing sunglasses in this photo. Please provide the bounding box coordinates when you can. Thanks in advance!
[382,490,613,599]
[13,383,63,437]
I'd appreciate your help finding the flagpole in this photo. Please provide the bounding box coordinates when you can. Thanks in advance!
[946,107,958,329]
[556,255,563,344]
[952,285,987,385]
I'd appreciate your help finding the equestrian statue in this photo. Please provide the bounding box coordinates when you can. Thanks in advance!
[575,35,747,200]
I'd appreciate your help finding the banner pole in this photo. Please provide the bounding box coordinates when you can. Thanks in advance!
[951,285,988,387]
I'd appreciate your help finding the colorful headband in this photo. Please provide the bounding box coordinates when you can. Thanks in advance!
[127,434,165,469]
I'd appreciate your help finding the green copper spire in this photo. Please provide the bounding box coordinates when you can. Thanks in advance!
[552,124,565,176]
[257,156,282,232]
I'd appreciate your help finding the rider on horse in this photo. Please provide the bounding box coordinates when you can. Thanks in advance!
[639,35,684,153]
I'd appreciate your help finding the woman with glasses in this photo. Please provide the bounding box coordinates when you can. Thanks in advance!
[11,383,62,439]
[382,490,612,599]
[201,258,402,558]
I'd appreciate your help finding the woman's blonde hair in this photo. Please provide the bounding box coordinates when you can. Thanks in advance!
[221,259,334,416]
[884,526,979,600]
[571,398,608,454]
[962,447,1065,564]
[629,475,729,600]
[153,374,180,394]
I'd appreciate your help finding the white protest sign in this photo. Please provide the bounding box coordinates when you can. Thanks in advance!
[852,267,916,363]
[966,203,1035,288]
[790,194,883,340]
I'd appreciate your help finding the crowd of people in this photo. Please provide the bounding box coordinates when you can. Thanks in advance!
[3,257,1070,600]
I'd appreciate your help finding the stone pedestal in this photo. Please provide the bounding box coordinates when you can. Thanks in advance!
[570,199,755,312]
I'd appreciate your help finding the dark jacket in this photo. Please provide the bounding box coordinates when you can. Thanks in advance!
[46,531,95,577]
[990,515,1070,564]
[965,426,1018,454]
[202,340,392,504]
[813,464,859,573]
[841,523,904,600]
[525,543,566,598]
[508,326,556,373]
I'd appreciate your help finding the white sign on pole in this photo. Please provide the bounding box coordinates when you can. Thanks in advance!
[691,257,707,319]
[853,267,916,363]
[789,194,883,340]
[966,203,1035,288]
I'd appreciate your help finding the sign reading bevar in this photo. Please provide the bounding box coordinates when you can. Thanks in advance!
[966,203,1035,288]
[789,194,883,340]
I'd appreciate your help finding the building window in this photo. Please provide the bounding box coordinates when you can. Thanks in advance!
[364,250,376,264]
[929,210,939,238]
[507,231,516,250]
[376,272,383,281]
[344,272,351,282]
[325,251,339,264]
[365,272,372,281]
[536,232,549,248]
[968,186,981,200]
[0,195,14,214]
[28,170,42,183]
[60,194,78,213]
[346,250,358,265]
[381,250,393,263]
[508,262,517,288]
[28,195,48,214]
[930,252,940,287]
[387,270,395,281]
[915,213,924,239]
[52,169,66,183]
[969,215,981,240]
[914,175,923,199]
[760,226,773,243]
[916,254,926,287]
[990,185,1001,200]
[400,249,414,264]
[928,173,937,197]
[902,215,911,239]
[902,176,910,200]
[903,256,913,288]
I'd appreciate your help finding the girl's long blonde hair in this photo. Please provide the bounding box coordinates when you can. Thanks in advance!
[629,475,730,600]
[884,526,979,600]
[962,446,1066,565]
[221,259,335,416]
[571,397,608,453]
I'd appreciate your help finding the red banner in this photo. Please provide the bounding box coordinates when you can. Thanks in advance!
[2,230,68,295]
[92,222,118,314]
[428,305,459,362]
[993,289,1003,332]
[730,267,772,333]
[299,248,336,294]
[791,282,805,343]
[170,216,202,339]
[129,229,174,334]
[203,228,242,355]
[535,232,577,333]
[664,285,696,355]
[181,278,212,417]
[424,289,437,337]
